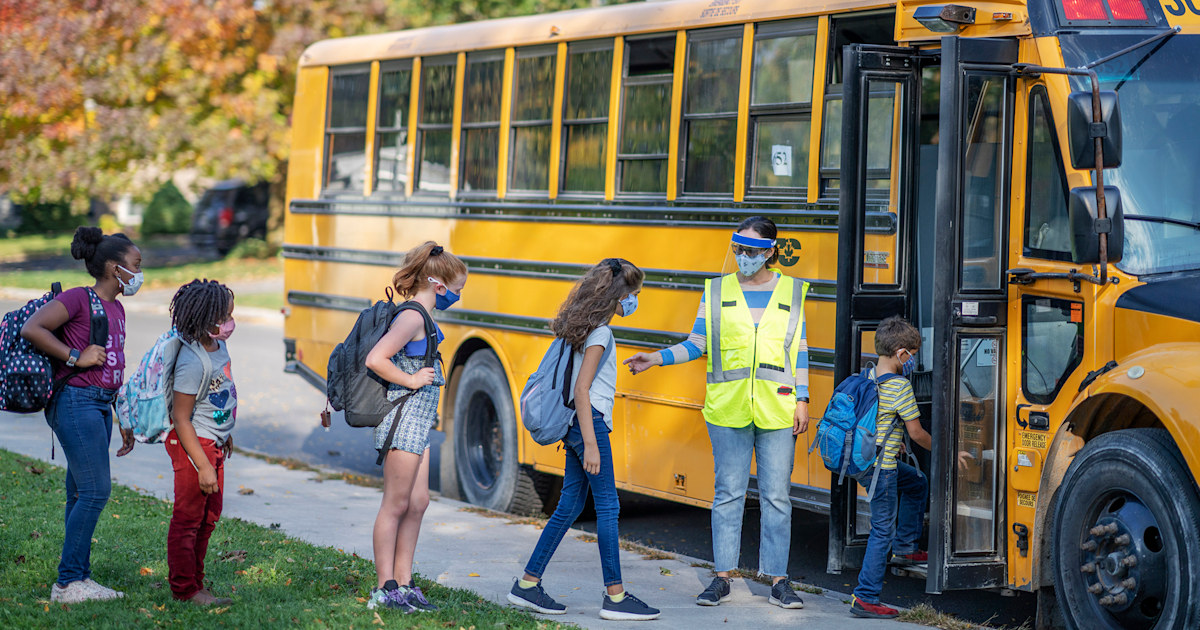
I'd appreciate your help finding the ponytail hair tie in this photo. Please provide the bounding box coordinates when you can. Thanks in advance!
[606,259,622,277]
[431,245,444,256]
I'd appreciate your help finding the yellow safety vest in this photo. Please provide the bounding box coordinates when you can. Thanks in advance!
[702,271,809,430]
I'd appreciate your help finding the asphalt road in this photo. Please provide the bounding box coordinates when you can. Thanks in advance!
[0,297,1036,627]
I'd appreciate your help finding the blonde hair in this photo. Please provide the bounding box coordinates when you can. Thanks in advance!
[391,241,468,299]
[550,258,644,348]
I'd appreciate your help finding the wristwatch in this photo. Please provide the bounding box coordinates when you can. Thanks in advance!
[797,396,809,403]
[66,348,80,367]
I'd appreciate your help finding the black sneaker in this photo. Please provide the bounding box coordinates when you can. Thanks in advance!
[769,580,805,609]
[696,576,732,606]
[600,592,661,621]
[404,582,438,612]
[507,580,567,615]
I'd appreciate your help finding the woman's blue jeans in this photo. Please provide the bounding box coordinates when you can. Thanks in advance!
[707,422,796,578]
[45,385,116,586]
[524,408,622,586]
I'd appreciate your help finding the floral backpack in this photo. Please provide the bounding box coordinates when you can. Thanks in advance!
[116,328,211,444]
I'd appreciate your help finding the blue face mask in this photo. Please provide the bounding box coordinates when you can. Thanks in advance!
[619,293,638,317]
[735,252,768,277]
[900,350,917,378]
[429,277,461,311]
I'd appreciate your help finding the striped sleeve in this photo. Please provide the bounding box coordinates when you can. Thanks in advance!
[659,296,705,365]
[793,319,809,398]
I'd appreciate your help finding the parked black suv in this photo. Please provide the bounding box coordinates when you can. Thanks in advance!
[190,179,270,255]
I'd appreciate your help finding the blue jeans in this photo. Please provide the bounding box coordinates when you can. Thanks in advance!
[854,462,929,603]
[45,385,117,586]
[524,408,622,586]
[707,423,796,578]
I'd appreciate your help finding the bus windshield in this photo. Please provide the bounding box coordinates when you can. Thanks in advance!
[1061,33,1200,276]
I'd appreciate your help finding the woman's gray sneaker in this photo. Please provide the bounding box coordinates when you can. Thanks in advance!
[600,592,661,621]
[367,586,417,613]
[769,580,805,609]
[696,576,732,606]
[508,581,567,614]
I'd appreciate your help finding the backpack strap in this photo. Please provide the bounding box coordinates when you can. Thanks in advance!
[863,419,901,501]
[376,301,440,466]
[564,330,615,411]
[50,287,111,395]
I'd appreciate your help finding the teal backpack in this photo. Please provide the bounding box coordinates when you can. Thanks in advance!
[116,328,211,444]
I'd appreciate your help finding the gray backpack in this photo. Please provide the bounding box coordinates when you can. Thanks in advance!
[519,335,612,445]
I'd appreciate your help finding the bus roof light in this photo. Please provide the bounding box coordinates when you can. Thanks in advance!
[914,4,977,32]
[1106,0,1148,20]
[1062,0,1108,20]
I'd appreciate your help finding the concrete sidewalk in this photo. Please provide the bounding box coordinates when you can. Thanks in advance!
[1,413,912,629]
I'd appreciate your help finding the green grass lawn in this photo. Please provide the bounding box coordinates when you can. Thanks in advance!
[235,290,286,312]
[0,234,75,260]
[0,257,283,292]
[0,449,573,629]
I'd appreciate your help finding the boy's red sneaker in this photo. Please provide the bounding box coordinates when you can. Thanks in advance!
[893,550,928,564]
[850,596,900,619]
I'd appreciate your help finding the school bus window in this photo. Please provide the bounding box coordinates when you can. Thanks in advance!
[1023,297,1084,405]
[1024,86,1072,261]
[682,27,742,196]
[374,62,412,195]
[561,40,613,194]
[461,51,504,194]
[864,86,896,194]
[416,56,457,194]
[819,12,896,198]
[749,20,817,194]
[618,36,675,196]
[324,67,370,195]
[960,74,1009,291]
[510,47,556,193]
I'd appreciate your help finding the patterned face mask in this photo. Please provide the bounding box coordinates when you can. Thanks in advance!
[619,293,638,317]
[735,252,768,277]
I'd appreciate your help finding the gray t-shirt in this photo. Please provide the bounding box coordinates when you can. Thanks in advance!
[570,325,616,430]
[173,340,237,445]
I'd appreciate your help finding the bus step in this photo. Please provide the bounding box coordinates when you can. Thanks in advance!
[890,564,928,580]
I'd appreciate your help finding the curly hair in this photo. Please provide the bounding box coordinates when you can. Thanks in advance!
[170,279,235,344]
[550,258,644,349]
[392,241,468,299]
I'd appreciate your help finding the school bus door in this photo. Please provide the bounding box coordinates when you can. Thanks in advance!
[830,43,924,574]
[927,36,1018,593]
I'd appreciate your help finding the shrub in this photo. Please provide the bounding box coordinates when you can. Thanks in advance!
[15,199,83,234]
[141,181,192,235]
[226,237,278,260]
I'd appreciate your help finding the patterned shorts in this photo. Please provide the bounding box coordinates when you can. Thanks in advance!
[373,353,444,455]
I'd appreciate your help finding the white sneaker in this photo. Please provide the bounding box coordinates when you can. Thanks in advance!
[83,579,124,600]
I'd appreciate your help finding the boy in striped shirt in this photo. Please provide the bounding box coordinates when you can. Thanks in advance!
[851,316,933,619]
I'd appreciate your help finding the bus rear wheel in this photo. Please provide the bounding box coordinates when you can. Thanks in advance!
[1053,428,1200,630]
[452,350,547,515]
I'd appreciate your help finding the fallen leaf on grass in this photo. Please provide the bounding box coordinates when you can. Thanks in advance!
[25,466,43,475]
[234,570,247,576]
[14,555,25,564]
[372,612,385,626]
[29,531,41,539]
[209,606,229,614]
[111,514,120,519]
[139,567,154,576]
[285,557,295,563]
[356,597,368,603]
[219,550,247,563]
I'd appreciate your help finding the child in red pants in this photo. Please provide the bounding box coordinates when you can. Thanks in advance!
[166,280,238,605]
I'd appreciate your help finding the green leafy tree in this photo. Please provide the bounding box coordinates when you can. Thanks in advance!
[141,180,192,235]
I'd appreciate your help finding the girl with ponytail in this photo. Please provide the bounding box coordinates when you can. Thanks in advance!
[20,226,143,604]
[361,241,466,613]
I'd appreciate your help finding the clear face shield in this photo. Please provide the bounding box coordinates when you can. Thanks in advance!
[720,232,777,277]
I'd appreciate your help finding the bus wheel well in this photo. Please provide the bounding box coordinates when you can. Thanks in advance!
[1067,393,1165,442]
[439,338,497,501]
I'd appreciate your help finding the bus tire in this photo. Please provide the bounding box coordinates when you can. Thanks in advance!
[1052,428,1200,630]
[453,350,520,512]
[510,465,554,518]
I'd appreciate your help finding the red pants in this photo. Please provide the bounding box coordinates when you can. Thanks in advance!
[165,430,224,600]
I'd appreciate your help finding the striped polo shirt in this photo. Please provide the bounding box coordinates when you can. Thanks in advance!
[873,369,920,471]
[658,274,810,398]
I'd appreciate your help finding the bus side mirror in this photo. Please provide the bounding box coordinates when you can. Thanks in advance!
[1069,186,1124,264]
[1067,91,1122,170]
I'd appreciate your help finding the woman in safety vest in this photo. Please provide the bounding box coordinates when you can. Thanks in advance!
[624,216,809,610]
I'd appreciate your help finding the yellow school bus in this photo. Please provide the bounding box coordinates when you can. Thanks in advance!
[283,0,1200,623]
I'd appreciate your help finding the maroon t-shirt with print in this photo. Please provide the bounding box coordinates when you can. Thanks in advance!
[53,287,126,389]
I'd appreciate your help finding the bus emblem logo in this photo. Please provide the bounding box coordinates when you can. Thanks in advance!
[777,238,801,267]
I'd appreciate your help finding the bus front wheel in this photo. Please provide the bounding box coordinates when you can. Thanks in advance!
[1053,428,1200,630]
[452,350,548,515]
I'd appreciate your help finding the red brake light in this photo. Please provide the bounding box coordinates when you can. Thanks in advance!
[1062,0,1107,19]
[1107,0,1147,19]
[218,206,233,228]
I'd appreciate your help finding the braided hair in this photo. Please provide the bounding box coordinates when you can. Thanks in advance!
[170,279,235,344]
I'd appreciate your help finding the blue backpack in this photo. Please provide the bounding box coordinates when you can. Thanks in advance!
[520,336,612,446]
[0,283,106,414]
[116,328,212,444]
[810,367,904,500]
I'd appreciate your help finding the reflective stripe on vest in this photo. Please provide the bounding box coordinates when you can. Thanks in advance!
[703,272,810,429]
